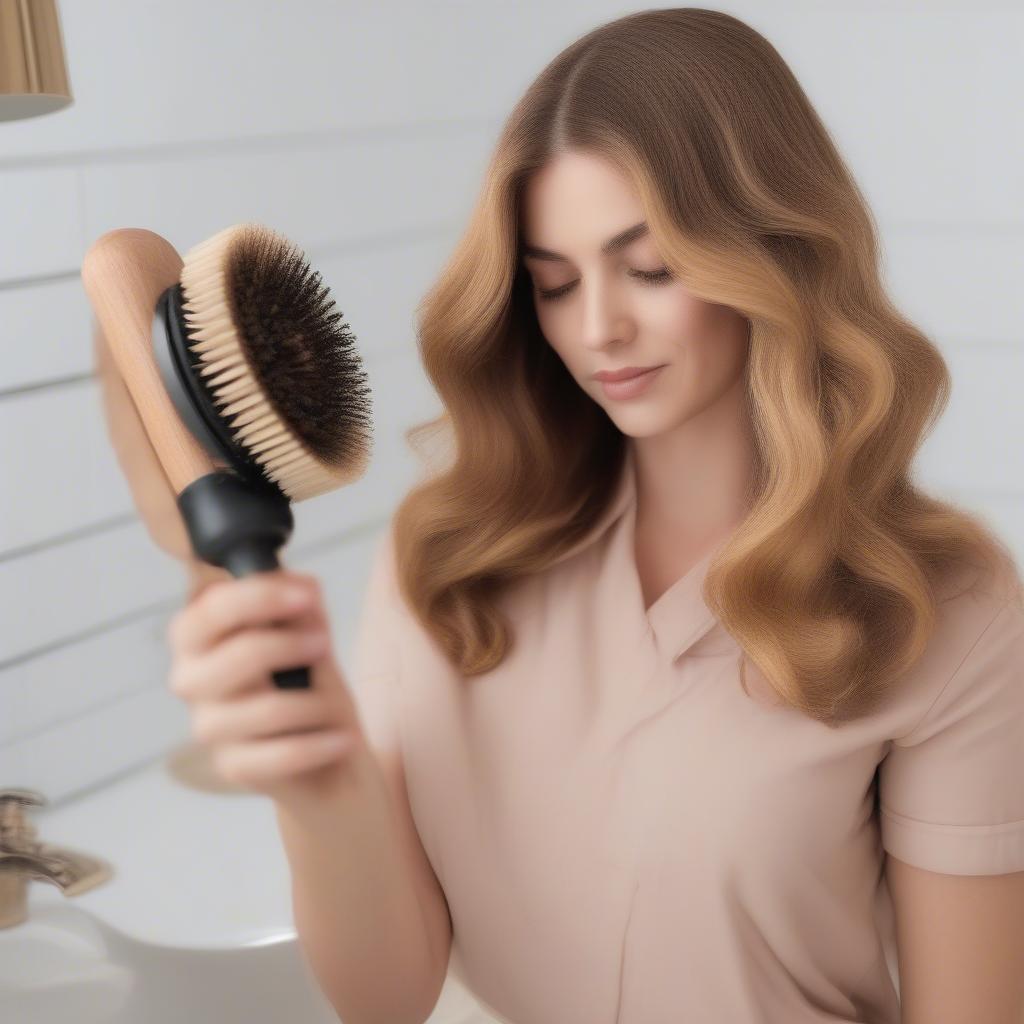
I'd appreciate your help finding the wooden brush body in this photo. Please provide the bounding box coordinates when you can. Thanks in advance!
[82,229,220,494]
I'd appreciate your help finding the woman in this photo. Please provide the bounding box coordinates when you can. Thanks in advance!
[363,8,1024,1022]
[148,8,1024,1023]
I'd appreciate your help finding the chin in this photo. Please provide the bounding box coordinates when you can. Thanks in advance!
[608,414,671,439]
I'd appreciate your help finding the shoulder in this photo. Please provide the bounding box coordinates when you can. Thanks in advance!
[901,566,1023,744]
[877,559,1024,877]
[933,550,1022,608]
[872,557,1022,737]
[927,555,1023,681]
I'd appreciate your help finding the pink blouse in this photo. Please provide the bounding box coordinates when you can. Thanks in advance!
[350,437,1024,1024]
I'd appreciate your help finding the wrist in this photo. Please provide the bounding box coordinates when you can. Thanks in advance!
[271,737,383,821]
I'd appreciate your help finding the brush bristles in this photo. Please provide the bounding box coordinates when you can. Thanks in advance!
[178,223,373,501]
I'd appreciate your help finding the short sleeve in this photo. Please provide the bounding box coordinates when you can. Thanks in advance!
[879,598,1024,875]
[348,523,403,755]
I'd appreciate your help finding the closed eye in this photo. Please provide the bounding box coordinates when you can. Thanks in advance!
[537,268,674,302]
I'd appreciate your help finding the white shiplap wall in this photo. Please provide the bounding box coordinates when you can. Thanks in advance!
[0,0,1020,1014]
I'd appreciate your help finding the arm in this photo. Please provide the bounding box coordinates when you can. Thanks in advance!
[271,521,451,1022]
[186,554,451,1021]
[273,739,450,1024]
[887,854,1024,1023]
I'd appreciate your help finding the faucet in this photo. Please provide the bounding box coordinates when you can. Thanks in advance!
[0,788,114,930]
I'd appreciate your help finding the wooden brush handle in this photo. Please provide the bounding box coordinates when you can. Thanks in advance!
[93,313,192,559]
[92,315,230,591]
[81,228,217,496]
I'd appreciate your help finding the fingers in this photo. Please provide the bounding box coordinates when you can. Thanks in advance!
[169,616,328,702]
[163,566,370,797]
[169,570,323,658]
[191,686,337,747]
[212,730,355,789]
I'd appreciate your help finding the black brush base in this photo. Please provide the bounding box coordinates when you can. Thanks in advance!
[177,472,309,689]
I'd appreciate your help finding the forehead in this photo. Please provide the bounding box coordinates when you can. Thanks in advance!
[520,152,648,257]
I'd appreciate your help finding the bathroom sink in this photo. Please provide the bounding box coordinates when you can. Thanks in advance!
[10,743,489,1023]
[13,881,348,1023]
[0,901,133,1023]
[15,745,344,1023]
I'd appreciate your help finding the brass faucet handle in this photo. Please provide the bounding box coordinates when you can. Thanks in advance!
[0,788,46,850]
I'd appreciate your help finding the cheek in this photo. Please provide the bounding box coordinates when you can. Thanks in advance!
[656,292,708,342]
[665,300,747,361]
[684,327,749,394]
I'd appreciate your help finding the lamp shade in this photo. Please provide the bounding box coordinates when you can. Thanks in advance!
[0,0,72,122]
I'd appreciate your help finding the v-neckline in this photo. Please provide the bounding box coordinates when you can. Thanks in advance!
[634,518,716,616]
[545,438,733,661]
[621,494,725,660]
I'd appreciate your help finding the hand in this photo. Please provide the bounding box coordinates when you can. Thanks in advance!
[166,569,369,805]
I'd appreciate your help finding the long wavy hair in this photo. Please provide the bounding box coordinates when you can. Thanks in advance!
[389,7,1021,727]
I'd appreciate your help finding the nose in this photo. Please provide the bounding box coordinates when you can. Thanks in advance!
[578,274,632,351]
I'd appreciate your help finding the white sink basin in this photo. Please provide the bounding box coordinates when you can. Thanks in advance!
[2,743,487,1023]
[0,901,133,1023]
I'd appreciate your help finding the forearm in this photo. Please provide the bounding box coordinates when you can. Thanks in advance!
[273,749,441,1024]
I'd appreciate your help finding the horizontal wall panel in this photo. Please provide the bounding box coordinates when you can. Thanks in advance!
[0,276,94,391]
[0,684,190,808]
[0,166,82,281]
[0,518,179,666]
[0,380,135,553]
[0,601,171,747]
[78,133,488,264]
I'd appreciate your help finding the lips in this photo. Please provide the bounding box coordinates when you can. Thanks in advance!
[592,365,663,382]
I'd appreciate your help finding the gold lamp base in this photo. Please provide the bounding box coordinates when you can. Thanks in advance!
[0,0,73,122]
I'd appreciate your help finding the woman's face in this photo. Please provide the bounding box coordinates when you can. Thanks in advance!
[520,150,750,438]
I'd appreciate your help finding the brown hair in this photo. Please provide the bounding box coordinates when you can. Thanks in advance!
[389,7,1021,727]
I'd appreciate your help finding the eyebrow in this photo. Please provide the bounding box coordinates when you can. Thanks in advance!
[521,221,649,262]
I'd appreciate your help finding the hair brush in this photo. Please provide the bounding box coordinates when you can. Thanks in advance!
[82,224,373,689]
